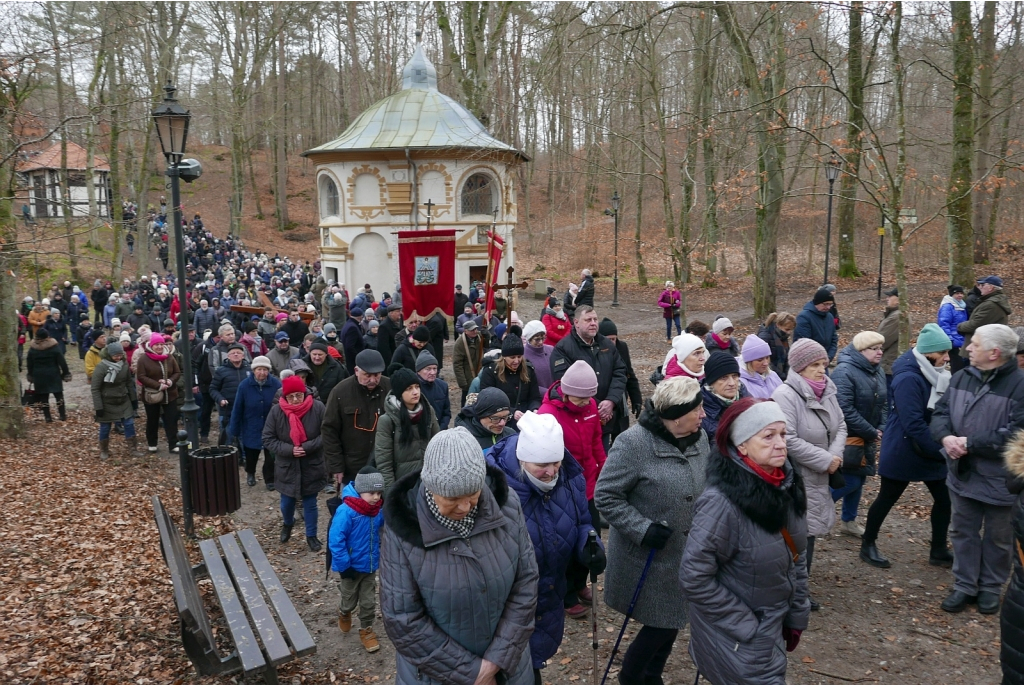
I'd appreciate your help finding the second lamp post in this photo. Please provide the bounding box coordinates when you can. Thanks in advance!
[605,191,620,307]
[822,153,842,286]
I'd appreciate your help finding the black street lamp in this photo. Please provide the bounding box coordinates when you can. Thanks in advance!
[605,191,621,307]
[152,80,196,534]
[822,153,842,286]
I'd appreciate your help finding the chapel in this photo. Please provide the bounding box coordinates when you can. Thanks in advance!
[303,36,527,297]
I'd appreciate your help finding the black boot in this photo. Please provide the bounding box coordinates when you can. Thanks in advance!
[929,545,954,568]
[860,541,891,568]
[280,524,292,543]
[58,402,67,421]
[41,405,53,423]
[246,473,256,487]
[307,536,322,552]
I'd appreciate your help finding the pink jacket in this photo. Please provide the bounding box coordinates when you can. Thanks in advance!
[538,381,607,499]
[658,289,681,319]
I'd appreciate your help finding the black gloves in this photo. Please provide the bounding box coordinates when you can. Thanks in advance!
[339,568,359,580]
[631,403,642,419]
[580,540,607,575]
[642,522,673,550]
[95,411,103,422]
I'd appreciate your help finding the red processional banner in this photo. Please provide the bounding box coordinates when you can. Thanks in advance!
[484,230,505,317]
[397,230,456,320]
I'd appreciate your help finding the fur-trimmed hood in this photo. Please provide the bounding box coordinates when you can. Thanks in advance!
[705,446,806,534]
[1005,430,1024,479]
[29,337,58,351]
[383,463,509,548]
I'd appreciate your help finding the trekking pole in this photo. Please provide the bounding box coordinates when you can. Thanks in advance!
[588,529,599,685]
[600,544,658,685]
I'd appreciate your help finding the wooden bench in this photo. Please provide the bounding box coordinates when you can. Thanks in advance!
[152,496,316,684]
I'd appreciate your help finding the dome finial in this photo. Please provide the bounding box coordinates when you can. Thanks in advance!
[402,39,437,90]
[415,29,422,43]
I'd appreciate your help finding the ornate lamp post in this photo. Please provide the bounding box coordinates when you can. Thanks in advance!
[152,80,196,533]
[605,191,621,307]
[822,153,842,286]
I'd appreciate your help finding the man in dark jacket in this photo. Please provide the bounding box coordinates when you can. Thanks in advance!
[550,305,627,450]
[878,287,901,390]
[210,343,252,446]
[305,341,347,401]
[453,285,469,319]
[377,304,403,371]
[598,318,643,436]
[931,323,1024,615]
[416,351,451,429]
[794,288,839,363]
[958,275,1012,359]
[340,307,365,375]
[452,320,484,407]
[127,303,149,332]
[425,311,449,370]
[576,269,595,307]
[280,309,310,342]
[390,326,436,374]
[321,350,392,489]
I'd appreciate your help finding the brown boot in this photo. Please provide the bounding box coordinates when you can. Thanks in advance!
[99,438,110,461]
[359,627,380,653]
[126,436,145,457]
[338,611,351,633]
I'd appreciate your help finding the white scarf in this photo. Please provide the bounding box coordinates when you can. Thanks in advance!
[912,347,951,409]
[940,295,966,310]
[522,467,558,492]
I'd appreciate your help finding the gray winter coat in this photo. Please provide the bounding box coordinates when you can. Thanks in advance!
[380,466,539,685]
[931,359,1024,507]
[374,393,440,493]
[261,396,328,499]
[594,411,709,629]
[91,358,137,422]
[772,372,847,536]
[681,449,809,685]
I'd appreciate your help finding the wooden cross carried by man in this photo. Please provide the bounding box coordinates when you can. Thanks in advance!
[491,266,529,327]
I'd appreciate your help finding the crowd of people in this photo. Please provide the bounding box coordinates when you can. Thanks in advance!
[18,243,1024,684]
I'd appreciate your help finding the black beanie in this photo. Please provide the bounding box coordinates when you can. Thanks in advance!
[599,317,618,337]
[35,328,50,340]
[412,326,431,343]
[813,288,835,305]
[470,387,511,418]
[390,368,420,396]
[703,351,740,386]
[501,333,525,357]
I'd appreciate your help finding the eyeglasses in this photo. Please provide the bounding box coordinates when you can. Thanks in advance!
[353,409,381,432]
[866,345,884,352]
[484,414,510,424]
[285,392,305,402]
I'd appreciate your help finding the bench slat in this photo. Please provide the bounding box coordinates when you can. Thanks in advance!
[219,533,293,666]
[238,529,316,657]
[152,496,217,650]
[198,539,267,674]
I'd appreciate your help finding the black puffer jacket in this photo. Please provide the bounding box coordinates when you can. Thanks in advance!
[478,362,541,432]
[832,344,888,476]
[551,329,627,435]
[1001,431,1024,684]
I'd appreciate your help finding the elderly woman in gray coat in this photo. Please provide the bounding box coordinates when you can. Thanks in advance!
[594,376,709,685]
[772,338,846,610]
[681,398,809,685]
[380,427,539,685]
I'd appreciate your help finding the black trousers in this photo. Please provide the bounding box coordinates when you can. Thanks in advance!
[244,447,275,484]
[619,626,678,685]
[806,535,816,576]
[144,401,180,448]
[863,476,951,548]
[199,390,214,438]
[34,392,65,421]
[565,499,601,606]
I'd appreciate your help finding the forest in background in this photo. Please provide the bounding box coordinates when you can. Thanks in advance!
[2,1,1024,435]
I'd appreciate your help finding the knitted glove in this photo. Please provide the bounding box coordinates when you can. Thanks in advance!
[641,522,673,550]
[783,626,802,652]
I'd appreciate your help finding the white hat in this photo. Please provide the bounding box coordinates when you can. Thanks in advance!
[251,355,272,371]
[111,318,122,327]
[523,320,546,340]
[666,333,706,370]
[515,412,564,464]
[712,317,734,334]
[119,332,131,343]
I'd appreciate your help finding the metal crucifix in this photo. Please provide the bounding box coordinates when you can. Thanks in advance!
[423,198,435,230]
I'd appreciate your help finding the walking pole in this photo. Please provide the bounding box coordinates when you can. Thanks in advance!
[588,530,600,685]
[600,546,658,685]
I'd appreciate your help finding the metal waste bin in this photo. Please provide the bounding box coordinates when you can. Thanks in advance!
[189,446,241,516]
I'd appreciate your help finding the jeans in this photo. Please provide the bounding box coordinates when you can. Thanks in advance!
[281,494,318,538]
[665,315,681,339]
[830,474,866,522]
[100,417,135,440]
[243,446,275,484]
[863,477,951,548]
[338,571,377,627]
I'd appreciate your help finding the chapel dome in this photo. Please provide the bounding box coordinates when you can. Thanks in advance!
[303,39,526,160]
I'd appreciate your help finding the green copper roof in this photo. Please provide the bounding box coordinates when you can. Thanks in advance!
[303,43,526,160]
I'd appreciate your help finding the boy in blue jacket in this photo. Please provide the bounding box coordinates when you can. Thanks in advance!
[329,464,385,653]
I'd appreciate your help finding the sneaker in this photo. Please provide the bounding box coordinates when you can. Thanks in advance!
[840,520,865,538]
[578,586,593,606]
[565,603,589,620]
[148,445,159,453]
[338,612,352,633]
[324,483,337,495]
[359,627,381,653]
[169,446,179,454]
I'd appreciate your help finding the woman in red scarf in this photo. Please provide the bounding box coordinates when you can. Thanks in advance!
[135,333,182,452]
[262,375,328,551]
[680,398,809,685]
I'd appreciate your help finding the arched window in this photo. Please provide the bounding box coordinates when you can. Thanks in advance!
[461,173,495,216]
[319,176,340,218]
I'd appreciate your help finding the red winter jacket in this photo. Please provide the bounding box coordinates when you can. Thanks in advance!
[538,381,606,500]
[542,313,571,345]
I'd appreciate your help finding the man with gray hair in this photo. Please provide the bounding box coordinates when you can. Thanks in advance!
[931,323,1024,615]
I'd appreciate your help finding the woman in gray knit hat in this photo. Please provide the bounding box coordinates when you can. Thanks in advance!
[379,427,539,685]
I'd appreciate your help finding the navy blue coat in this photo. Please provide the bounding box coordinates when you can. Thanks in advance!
[228,373,282,450]
[340,318,364,374]
[832,344,888,476]
[210,359,251,415]
[487,435,600,669]
[878,350,946,482]
[419,377,452,429]
[794,300,839,362]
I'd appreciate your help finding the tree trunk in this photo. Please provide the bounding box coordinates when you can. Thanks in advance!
[947,1,975,286]
[697,11,720,274]
[837,0,865,278]
[108,42,124,285]
[275,15,289,230]
[889,4,911,349]
[972,0,996,263]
